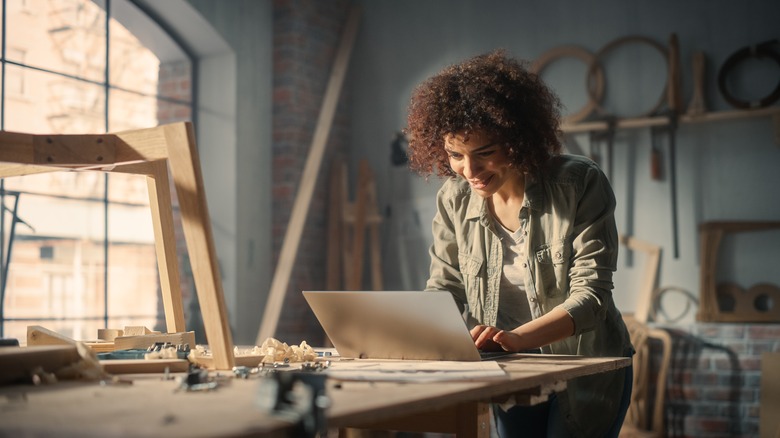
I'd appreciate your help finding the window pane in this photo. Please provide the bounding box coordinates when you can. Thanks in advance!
[3,193,107,338]
[108,90,192,133]
[7,0,106,83]
[1,0,194,341]
[3,169,105,200]
[5,65,105,134]
[108,13,159,96]
[110,0,191,102]
[108,88,157,132]
[107,239,159,331]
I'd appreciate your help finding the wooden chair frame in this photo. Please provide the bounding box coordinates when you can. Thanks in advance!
[621,315,672,438]
[0,122,234,369]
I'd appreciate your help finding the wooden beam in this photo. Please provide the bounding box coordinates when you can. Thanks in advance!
[163,123,235,369]
[145,159,187,333]
[620,235,661,324]
[257,6,361,344]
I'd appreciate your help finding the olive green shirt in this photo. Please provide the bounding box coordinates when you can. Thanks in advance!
[425,154,632,438]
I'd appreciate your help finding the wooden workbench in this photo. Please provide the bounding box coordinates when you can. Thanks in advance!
[0,354,630,437]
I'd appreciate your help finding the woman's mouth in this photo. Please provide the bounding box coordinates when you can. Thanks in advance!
[469,175,493,189]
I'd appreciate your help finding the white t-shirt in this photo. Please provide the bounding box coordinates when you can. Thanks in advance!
[493,215,539,331]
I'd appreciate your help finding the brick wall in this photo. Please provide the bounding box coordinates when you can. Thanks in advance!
[271,0,351,345]
[151,2,352,346]
[652,323,780,438]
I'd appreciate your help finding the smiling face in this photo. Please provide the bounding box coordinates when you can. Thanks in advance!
[444,131,522,199]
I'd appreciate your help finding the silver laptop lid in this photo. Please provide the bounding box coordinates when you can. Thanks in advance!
[303,291,481,361]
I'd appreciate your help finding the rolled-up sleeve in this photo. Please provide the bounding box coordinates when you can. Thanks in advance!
[558,162,619,335]
[425,185,469,313]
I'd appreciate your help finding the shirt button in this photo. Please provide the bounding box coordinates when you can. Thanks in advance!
[555,251,562,260]
[530,297,537,302]
[522,263,527,268]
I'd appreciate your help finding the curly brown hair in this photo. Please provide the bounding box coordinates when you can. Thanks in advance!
[405,49,563,178]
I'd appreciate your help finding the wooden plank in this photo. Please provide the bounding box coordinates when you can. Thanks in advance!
[190,354,265,370]
[162,122,234,370]
[27,325,77,346]
[123,326,159,336]
[561,106,780,134]
[0,345,81,385]
[0,372,294,437]
[0,355,628,437]
[620,235,661,324]
[84,341,116,353]
[257,6,361,344]
[32,134,116,166]
[97,329,124,341]
[145,159,187,333]
[0,130,35,164]
[348,160,370,290]
[326,159,344,290]
[100,359,189,374]
[761,352,780,438]
[113,332,196,351]
[114,124,172,162]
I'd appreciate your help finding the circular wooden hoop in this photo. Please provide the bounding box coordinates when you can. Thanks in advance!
[531,45,604,124]
[586,35,669,118]
[717,39,780,109]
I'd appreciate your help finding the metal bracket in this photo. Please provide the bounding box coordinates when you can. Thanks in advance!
[256,372,330,438]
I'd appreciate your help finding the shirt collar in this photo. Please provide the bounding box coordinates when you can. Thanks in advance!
[464,173,544,222]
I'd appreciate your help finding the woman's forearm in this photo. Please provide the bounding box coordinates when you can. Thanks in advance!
[509,307,575,350]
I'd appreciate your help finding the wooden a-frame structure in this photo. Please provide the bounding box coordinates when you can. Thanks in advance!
[0,122,234,370]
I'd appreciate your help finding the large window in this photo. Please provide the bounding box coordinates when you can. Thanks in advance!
[1,0,194,342]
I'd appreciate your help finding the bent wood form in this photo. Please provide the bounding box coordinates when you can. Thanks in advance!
[0,122,235,370]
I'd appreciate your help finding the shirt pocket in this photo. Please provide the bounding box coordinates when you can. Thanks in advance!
[533,239,571,298]
[458,252,483,302]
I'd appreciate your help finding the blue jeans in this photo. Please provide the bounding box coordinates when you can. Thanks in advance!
[494,365,633,438]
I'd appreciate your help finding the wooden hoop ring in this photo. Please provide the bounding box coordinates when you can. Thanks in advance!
[717,39,780,109]
[586,35,669,118]
[531,45,604,124]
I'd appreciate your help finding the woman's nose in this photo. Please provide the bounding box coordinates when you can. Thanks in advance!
[463,157,480,178]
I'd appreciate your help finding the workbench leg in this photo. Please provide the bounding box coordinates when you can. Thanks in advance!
[456,401,490,438]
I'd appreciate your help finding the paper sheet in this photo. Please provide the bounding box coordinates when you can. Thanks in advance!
[324,359,507,382]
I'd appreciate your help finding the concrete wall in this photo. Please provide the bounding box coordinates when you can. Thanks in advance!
[347,0,780,323]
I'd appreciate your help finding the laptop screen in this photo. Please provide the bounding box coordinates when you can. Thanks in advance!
[303,290,484,361]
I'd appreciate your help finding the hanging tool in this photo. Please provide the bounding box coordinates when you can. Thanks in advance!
[587,117,617,181]
[667,113,680,259]
[650,113,680,259]
[665,33,682,259]
[686,51,708,116]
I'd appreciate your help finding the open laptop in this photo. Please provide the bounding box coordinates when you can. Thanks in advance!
[302,290,515,361]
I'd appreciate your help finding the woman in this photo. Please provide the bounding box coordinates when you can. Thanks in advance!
[405,50,633,438]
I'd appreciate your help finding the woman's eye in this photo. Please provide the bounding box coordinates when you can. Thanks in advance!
[478,150,494,157]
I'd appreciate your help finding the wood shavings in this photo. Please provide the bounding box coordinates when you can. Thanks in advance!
[257,338,316,364]
[144,346,179,360]
[55,342,109,381]
[188,339,316,369]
